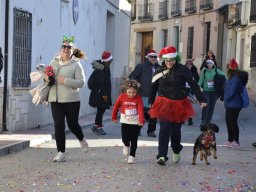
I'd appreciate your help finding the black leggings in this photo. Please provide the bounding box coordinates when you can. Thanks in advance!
[225,108,241,143]
[121,123,141,157]
[51,102,84,152]
[95,107,106,126]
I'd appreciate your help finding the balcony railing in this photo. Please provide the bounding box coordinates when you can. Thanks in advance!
[171,2,181,17]
[158,1,168,19]
[138,3,154,21]
[200,0,213,10]
[185,0,196,14]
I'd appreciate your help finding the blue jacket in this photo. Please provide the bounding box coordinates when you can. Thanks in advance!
[224,75,245,108]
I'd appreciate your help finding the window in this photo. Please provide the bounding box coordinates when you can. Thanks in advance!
[159,0,168,19]
[187,27,194,59]
[250,0,256,22]
[185,0,196,14]
[162,29,168,47]
[200,0,213,10]
[171,0,181,16]
[250,34,256,67]
[12,8,32,87]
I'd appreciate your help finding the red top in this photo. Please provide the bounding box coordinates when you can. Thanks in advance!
[112,93,145,125]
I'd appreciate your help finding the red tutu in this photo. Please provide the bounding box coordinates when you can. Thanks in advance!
[149,96,195,123]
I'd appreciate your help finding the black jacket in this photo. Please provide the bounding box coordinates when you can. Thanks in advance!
[129,60,160,97]
[88,60,112,108]
[149,63,205,104]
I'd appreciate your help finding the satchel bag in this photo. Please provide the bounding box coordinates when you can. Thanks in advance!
[241,86,249,108]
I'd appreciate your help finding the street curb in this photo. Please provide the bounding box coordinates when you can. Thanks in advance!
[0,117,112,157]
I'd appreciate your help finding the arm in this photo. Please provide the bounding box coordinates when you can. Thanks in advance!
[64,63,85,88]
[185,67,205,103]
[129,64,142,81]
[225,77,240,102]
[112,95,122,122]
[137,96,145,125]
[149,79,159,105]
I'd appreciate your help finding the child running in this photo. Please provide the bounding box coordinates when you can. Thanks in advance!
[112,80,145,164]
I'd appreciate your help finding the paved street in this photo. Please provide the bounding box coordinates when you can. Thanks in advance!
[0,101,255,192]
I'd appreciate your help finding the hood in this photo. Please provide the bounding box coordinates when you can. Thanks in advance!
[91,60,104,70]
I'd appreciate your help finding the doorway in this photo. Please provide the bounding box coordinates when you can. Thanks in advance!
[141,31,153,62]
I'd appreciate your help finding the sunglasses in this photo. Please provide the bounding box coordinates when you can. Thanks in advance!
[61,45,72,49]
[149,55,157,58]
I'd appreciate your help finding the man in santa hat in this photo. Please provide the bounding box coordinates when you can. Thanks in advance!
[88,51,113,135]
[129,49,160,137]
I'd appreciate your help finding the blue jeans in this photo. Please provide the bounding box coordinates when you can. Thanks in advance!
[201,91,220,123]
[157,121,183,160]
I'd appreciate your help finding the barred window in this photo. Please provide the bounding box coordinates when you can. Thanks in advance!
[12,8,32,87]
[187,27,194,59]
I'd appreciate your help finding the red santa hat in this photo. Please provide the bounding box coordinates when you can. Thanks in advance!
[228,58,239,70]
[159,46,177,59]
[145,50,157,58]
[101,51,113,62]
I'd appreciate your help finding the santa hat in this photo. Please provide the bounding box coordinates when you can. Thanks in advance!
[145,50,157,58]
[101,51,113,62]
[159,46,177,59]
[229,58,239,70]
[206,59,214,65]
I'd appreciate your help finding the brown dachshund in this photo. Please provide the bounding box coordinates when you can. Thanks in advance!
[192,123,219,165]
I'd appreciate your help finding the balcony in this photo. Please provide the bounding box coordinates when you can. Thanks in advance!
[185,0,196,14]
[200,0,213,11]
[171,2,181,17]
[138,3,154,21]
[158,1,168,20]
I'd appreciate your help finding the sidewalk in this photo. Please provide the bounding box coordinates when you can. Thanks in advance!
[0,110,112,156]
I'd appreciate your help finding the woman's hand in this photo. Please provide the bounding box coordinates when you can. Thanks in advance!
[44,75,49,82]
[57,76,65,84]
[200,102,207,108]
[138,122,144,126]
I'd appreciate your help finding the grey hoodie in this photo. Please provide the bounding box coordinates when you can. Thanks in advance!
[48,55,86,103]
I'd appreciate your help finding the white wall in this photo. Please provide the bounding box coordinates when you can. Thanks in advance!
[0,0,131,131]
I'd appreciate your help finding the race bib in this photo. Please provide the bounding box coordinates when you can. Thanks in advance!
[207,80,214,88]
[125,108,137,116]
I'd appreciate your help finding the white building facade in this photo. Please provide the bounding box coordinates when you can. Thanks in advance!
[0,0,131,132]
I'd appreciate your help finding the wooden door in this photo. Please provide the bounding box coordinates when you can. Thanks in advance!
[141,32,153,62]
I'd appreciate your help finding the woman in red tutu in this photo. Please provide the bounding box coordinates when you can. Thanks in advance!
[149,46,207,165]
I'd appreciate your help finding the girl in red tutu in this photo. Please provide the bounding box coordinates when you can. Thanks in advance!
[149,46,207,165]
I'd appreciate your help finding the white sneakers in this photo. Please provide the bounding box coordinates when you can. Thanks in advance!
[123,146,129,156]
[53,152,66,162]
[127,156,135,164]
[80,139,89,153]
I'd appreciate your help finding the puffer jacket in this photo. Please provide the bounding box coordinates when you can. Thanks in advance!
[88,60,112,108]
[48,55,85,103]
[224,72,248,108]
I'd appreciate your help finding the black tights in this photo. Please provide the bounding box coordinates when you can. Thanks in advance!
[121,123,141,157]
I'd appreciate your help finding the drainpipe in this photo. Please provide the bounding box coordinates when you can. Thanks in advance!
[2,0,9,132]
